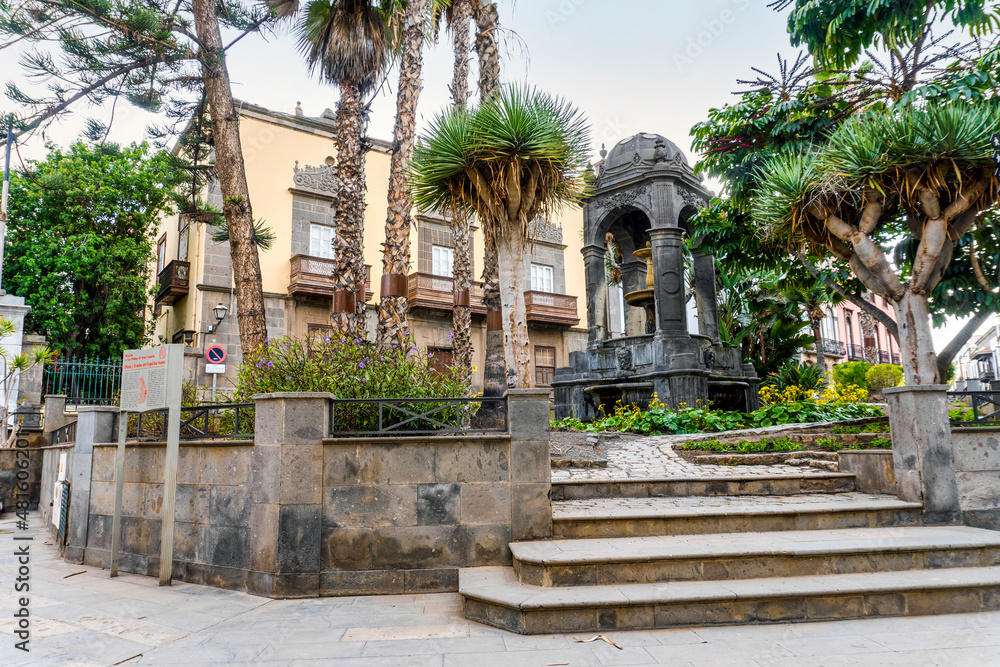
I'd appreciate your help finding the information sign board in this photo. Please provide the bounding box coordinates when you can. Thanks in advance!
[205,363,226,374]
[120,346,169,412]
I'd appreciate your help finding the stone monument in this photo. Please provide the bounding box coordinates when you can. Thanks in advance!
[552,133,759,420]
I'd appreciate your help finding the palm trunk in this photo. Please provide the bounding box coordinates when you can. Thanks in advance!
[497,233,532,388]
[450,0,474,385]
[893,290,941,385]
[191,0,267,353]
[332,78,366,335]
[472,0,505,396]
[811,320,826,379]
[377,0,427,348]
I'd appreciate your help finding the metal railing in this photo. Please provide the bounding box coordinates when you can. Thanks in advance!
[328,397,508,437]
[816,338,846,356]
[878,351,891,364]
[13,405,42,431]
[43,356,122,405]
[118,403,256,441]
[50,421,77,445]
[848,344,865,361]
[892,354,901,365]
[948,391,1000,426]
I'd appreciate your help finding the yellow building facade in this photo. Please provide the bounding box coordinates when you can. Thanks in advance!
[149,101,588,395]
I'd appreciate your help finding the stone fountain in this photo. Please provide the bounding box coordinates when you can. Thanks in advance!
[552,133,759,420]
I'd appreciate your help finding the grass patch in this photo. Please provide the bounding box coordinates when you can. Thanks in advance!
[832,423,890,434]
[680,436,892,453]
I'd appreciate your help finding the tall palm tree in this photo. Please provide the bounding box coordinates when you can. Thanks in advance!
[376,0,429,347]
[273,0,392,334]
[431,0,475,384]
[411,85,591,387]
[469,0,505,391]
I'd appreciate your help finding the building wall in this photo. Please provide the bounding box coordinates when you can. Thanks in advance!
[801,296,901,373]
[149,101,587,395]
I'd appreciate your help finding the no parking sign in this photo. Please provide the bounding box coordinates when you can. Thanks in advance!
[206,345,227,364]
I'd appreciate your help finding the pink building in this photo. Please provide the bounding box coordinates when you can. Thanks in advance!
[801,294,901,372]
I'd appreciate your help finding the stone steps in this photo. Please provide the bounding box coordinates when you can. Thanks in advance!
[511,526,1000,586]
[551,494,924,539]
[550,472,856,501]
[460,564,1000,634]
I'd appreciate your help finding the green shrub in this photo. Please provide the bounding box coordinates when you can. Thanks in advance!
[833,423,890,434]
[235,334,470,433]
[866,364,904,394]
[832,361,871,390]
[767,359,825,391]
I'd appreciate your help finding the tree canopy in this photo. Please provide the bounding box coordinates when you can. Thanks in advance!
[4,142,183,358]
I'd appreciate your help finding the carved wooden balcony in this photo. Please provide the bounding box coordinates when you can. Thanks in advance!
[525,291,579,327]
[288,255,372,301]
[407,272,486,314]
[155,260,190,305]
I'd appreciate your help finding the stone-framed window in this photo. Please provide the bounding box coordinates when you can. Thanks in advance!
[309,223,335,259]
[432,245,454,277]
[530,263,554,293]
[534,346,556,386]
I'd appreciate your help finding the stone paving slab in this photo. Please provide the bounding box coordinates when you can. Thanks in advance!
[552,492,921,519]
[3,513,1000,665]
[551,432,839,482]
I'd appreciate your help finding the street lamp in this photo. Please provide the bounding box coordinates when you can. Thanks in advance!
[208,303,228,334]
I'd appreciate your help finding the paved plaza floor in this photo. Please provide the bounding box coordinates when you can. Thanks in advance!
[550,434,835,482]
[2,514,1000,665]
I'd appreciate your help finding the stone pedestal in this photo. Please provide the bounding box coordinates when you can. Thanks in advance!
[505,388,553,541]
[885,385,960,524]
[65,406,118,562]
[43,395,70,437]
[248,392,331,598]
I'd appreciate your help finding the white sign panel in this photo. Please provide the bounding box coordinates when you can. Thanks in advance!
[205,363,226,374]
[120,346,169,412]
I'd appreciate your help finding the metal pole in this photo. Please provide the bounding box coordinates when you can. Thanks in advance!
[109,412,129,577]
[0,118,11,295]
[158,344,184,585]
[212,372,217,403]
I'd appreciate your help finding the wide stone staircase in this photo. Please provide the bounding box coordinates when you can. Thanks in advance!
[459,472,1000,634]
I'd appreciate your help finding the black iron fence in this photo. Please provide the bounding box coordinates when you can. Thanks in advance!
[848,344,865,361]
[328,397,508,437]
[948,391,1000,426]
[43,356,122,405]
[816,338,846,356]
[116,403,256,441]
[50,421,77,445]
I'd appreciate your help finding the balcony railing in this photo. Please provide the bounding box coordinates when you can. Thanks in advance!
[155,260,190,305]
[848,344,865,361]
[407,272,486,314]
[892,353,901,365]
[815,338,846,357]
[288,254,372,301]
[524,291,580,327]
[879,351,891,364]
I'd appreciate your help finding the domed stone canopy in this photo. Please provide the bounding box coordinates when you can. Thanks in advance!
[600,132,689,179]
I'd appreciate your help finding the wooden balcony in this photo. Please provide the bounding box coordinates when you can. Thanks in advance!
[155,260,190,305]
[407,272,486,314]
[525,291,579,327]
[288,254,372,301]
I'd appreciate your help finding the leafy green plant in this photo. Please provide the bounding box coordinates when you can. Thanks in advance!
[767,359,825,391]
[832,361,871,391]
[235,333,470,433]
[833,423,890,434]
[866,364,904,395]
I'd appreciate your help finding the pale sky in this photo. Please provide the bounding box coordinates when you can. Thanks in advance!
[0,0,978,351]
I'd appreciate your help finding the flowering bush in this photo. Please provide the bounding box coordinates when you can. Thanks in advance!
[866,364,904,395]
[551,392,883,435]
[235,334,471,433]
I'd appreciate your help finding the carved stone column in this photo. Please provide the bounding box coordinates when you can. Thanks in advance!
[692,251,721,344]
[582,245,608,347]
[649,227,687,333]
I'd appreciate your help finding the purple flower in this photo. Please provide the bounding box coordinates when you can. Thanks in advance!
[359,362,365,369]
[267,361,274,368]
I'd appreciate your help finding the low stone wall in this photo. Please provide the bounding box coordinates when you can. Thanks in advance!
[838,450,895,494]
[83,440,254,589]
[951,427,1000,530]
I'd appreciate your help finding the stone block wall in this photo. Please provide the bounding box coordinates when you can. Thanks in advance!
[951,427,1000,530]
[83,441,253,589]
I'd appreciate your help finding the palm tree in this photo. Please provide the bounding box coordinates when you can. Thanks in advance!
[273,0,392,334]
[469,0,505,392]
[431,0,475,384]
[376,0,429,347]
[411,85,591,387]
